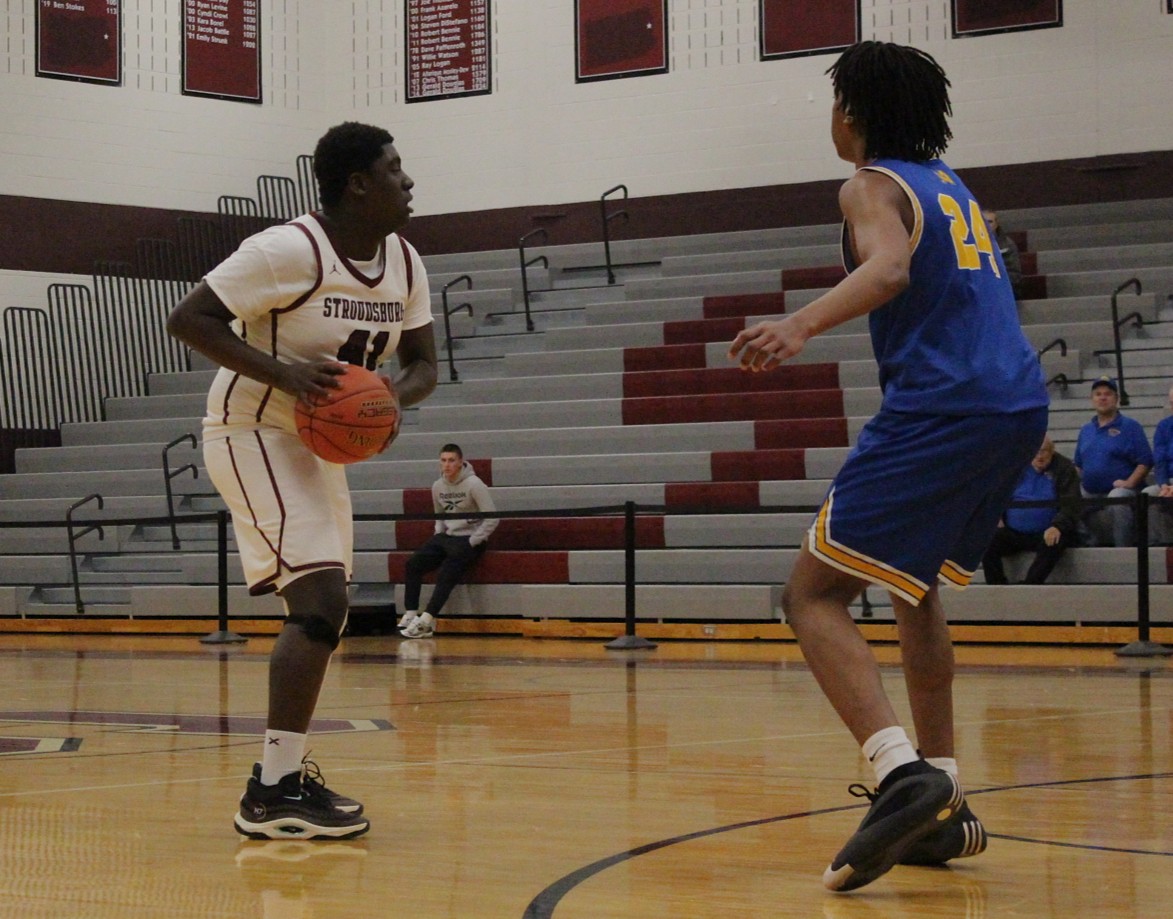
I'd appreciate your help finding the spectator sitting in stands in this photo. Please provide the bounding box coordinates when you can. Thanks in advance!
[1073,376,1153,547]
[1142,383,1173,545]
[982,209,1023,300]
[981,435,1080,585]
[398,443,498,639]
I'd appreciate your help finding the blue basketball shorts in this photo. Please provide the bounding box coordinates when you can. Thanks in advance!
[807,405,1048,605]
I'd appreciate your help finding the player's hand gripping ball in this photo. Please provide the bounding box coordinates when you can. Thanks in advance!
[294,365,400,464]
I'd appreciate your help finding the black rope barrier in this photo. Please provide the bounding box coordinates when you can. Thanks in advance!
[2,493,1171,655]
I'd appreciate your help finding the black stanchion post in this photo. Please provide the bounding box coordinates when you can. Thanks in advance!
[605,501,656,651]
[202,509,247,645]
[1116,491,1171,657]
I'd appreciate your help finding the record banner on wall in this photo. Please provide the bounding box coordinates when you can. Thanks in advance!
[406,0,491,102]
[182,0,261,102]
[760,0,858,61]
[575,0,667,82]
[36,0,121,85]
[952,0,1062,38]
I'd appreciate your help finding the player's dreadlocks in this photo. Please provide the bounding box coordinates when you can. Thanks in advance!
[827,41,952,162]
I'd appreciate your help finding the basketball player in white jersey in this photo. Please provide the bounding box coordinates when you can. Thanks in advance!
[168,122,438,839]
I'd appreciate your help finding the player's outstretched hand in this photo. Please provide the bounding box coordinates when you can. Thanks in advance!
[728,317,810,372]
[279,361,347,403]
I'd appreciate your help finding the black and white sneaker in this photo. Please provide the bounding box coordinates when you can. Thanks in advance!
[235,771,370,840]
[823,762,963,892]
[251,758,363,815]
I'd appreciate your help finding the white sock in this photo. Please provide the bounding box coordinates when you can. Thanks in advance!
[260,730,307,785]
[925,756,958,778]
[418,612,435,628]
[862,726,919,787]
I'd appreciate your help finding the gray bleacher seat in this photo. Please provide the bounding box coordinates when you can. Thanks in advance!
[5,198,1173,633]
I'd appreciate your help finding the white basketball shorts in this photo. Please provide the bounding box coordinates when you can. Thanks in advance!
[203,426,352,596]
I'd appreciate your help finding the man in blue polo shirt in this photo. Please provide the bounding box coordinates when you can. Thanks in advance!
[1073,376,1153,547]
[982,435,1081,583]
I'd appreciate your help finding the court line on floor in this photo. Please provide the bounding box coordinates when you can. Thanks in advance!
[0,700,1159,797]
[520,771,1173,919]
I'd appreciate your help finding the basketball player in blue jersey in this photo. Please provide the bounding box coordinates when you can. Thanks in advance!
[168,123,438,839]
[730,42,1048,892]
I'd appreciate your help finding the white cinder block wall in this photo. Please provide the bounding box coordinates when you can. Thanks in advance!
[0,0,1171,218]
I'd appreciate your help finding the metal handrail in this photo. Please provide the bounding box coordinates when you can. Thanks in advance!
[1046,372,1070,392]
[163,434,199,550]
[599,184,629,284]
[66,493,104,615]
[1036,338,1067,360]
[440,275,474,382]
[518,228,549,332]
[1116,311,1144,332]
[1110,278,1142,406]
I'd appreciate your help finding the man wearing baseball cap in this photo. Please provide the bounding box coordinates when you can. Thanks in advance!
[1073,376,1153,546]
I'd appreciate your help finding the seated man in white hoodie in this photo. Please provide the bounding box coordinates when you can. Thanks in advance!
[399,443,498,638]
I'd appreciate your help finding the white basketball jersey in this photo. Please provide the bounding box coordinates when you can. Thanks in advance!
[202,213,433,439]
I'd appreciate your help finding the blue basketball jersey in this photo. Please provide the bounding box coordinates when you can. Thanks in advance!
[843,158,1047,416]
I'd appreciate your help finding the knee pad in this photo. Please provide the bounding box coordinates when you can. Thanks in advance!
[285,614,342,650]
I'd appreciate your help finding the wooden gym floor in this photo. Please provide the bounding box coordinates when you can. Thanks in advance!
[0,633,1170,918]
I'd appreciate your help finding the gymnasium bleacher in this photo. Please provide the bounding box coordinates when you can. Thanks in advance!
[2,196,1173,640]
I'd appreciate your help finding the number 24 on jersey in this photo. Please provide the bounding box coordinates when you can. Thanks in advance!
[938,193,1002,278]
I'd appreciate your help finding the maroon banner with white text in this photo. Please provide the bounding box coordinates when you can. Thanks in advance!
[405,0,491,103]
[36,0,121,85]
[182,0,261,102]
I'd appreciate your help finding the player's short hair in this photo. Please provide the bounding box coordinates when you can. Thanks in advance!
[313,122,394,208]
[827,41,952,162]
[440,443,463,459]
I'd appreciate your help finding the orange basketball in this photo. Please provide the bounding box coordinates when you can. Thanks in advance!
[294,366,399,464]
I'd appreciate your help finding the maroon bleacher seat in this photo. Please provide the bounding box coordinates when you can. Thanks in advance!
[702,291,787,319]
[623,343,706,372]
[662,316,747,346]
[393,517,665,551]
[622,364,839,398]
[387,551,568,584]
[622,389,843,425]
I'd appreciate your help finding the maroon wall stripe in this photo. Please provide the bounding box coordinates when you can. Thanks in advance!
[7,150,1169,273]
